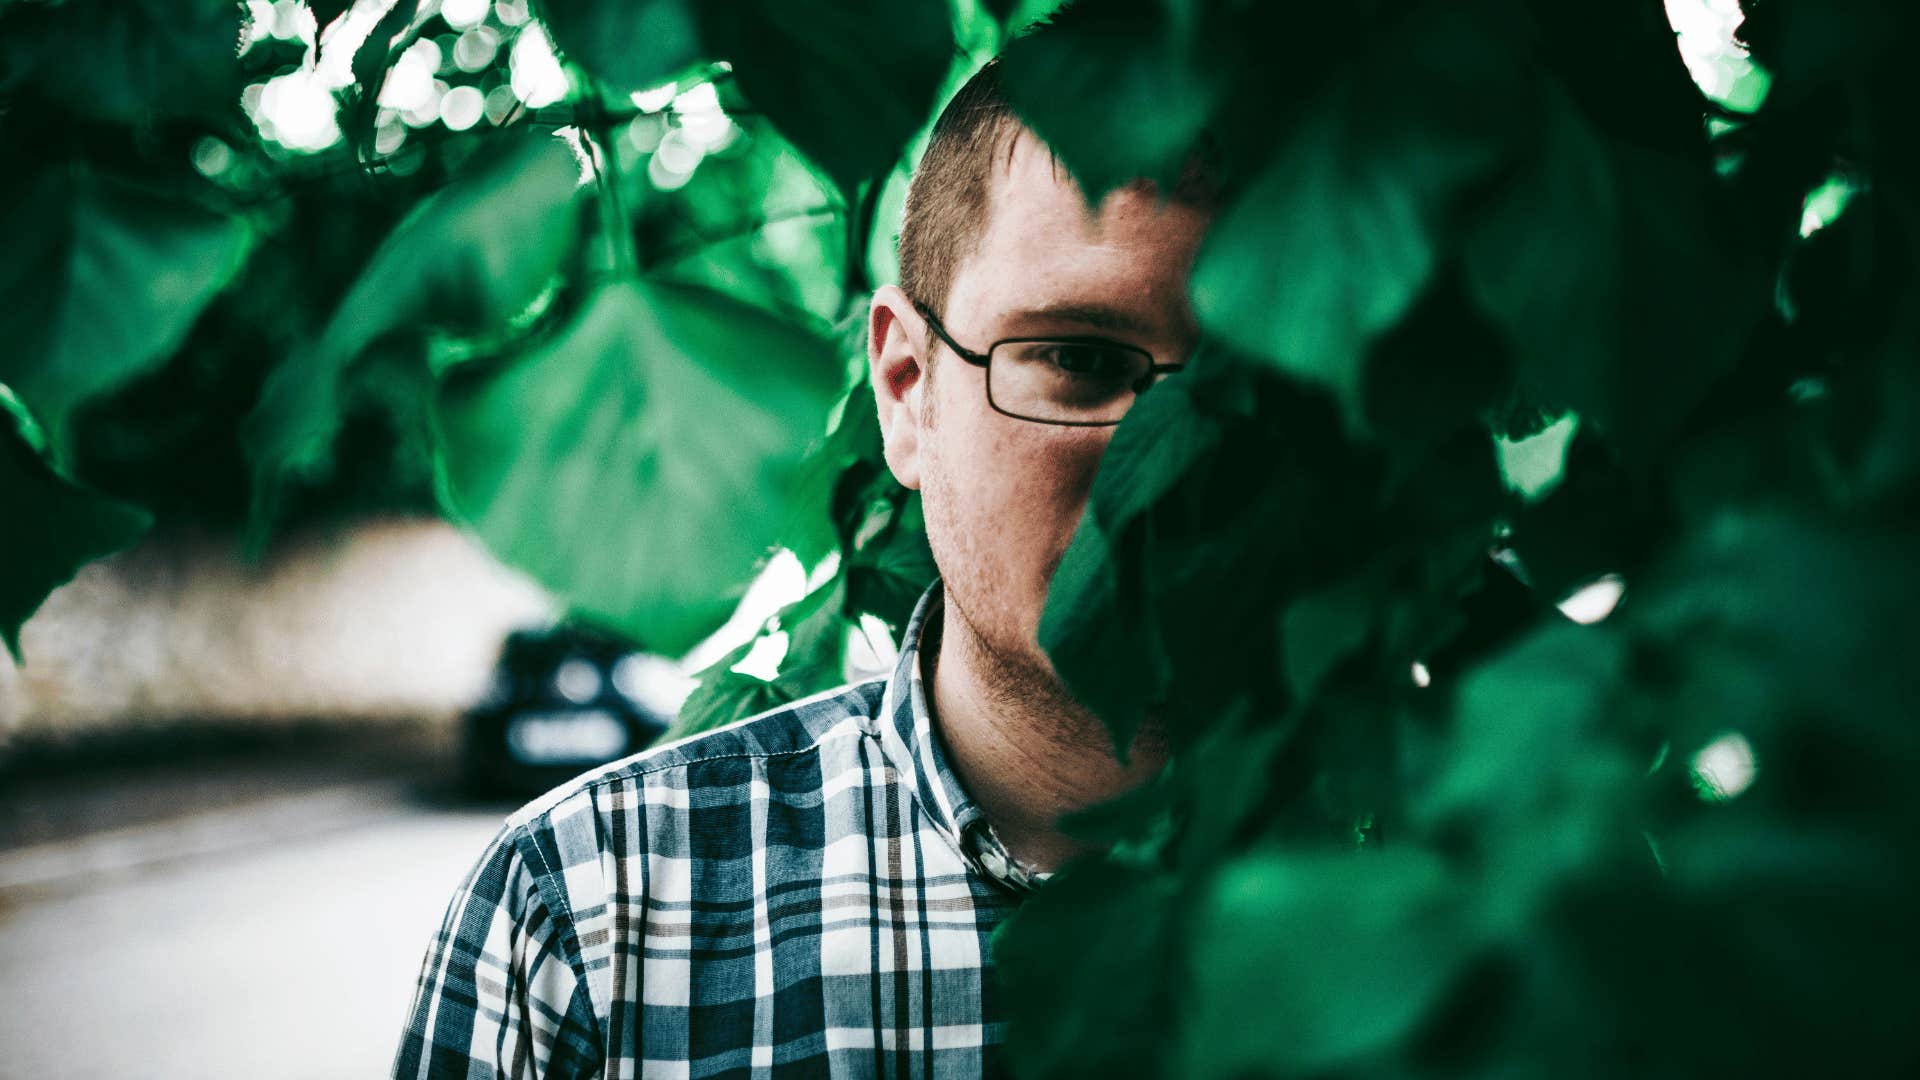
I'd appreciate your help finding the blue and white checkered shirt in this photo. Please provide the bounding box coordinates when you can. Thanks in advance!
[395,584,1047,1078]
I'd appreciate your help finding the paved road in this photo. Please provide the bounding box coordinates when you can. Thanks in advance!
[0,779,507,1079]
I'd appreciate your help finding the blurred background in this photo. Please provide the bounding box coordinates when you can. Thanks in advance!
[0,0,1764,1075]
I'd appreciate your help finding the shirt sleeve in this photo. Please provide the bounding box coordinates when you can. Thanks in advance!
[393,821,603,1079]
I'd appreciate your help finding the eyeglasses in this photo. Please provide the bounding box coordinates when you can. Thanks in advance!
[913,303,1185,427]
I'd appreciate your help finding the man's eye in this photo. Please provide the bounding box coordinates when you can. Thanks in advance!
[1038,344,1137,379]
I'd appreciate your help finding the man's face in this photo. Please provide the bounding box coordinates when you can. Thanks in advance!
[870,127,1210,679]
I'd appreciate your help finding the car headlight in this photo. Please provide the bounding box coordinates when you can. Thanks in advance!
[553,657,602,704]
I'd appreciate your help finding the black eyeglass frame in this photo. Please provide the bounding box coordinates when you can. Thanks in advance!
[913,303,1186,428]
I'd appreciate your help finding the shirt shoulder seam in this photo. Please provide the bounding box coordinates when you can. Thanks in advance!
[562,678,886,801]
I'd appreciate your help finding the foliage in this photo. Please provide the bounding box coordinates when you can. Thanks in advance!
[0,387,151,662]
[999,0,1920,1075]
[5,0,1920,1075]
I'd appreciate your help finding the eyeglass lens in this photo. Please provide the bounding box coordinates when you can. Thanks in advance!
[989,341,1154,424]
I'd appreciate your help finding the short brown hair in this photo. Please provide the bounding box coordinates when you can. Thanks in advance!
[895,59,1020,319]
[895,47,1218,327]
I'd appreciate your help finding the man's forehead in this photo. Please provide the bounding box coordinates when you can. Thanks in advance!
[987,124,1188,234]
[948,123,1208,345]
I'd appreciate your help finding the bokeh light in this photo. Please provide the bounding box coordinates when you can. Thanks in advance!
[439,84,486,131]
[249,68,343,153]
[1691,731,1758,800]
[1557,575,1627,625]
[508,22,568,108]
[440,0,491,32]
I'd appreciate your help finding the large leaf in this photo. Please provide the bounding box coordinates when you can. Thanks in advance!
[1188,6,1521,431]
[1459,83,1760,464]
[1041,358,1369,752]
[535,0,702,98]
[1038,369,1224,751]
[0,167,251,454]
[997,0,1223,201]
[243,133,583,537]
[0,388,151,661]
[698,0,954,194]
[433,278,844,655]
[0,0,241,124]
[539,0,952,192]
[993,859,1178,1080]
[1181,848,1477,1077]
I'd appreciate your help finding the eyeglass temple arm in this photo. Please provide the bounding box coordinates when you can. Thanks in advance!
[915,305,990,367]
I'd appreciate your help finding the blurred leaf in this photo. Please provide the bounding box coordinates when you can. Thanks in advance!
[0,167,251,455]
[1190,8,1519,430]
[0,387,151,661]
[771,571,852,695]
[243,133,583,542]
[1040,370,1223,751]
[1460,85,1760,464]
[536,0,702,96]
[1043,358,1368,752]
[699,0,953,194]
[1360,269,1513,448]
[1495,413,1578,503]
[997,0,1222,200]
[0,0,241,124]
[1181,848,1475,1077]
[1280,573,1380,704]
[1416,621,1644,924]
[667,570,854,742]
[994,859,1176,1080]
[434,278,844,656]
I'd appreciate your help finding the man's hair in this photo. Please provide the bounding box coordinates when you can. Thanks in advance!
[895,43,1219,330]
[895,59,1020,321]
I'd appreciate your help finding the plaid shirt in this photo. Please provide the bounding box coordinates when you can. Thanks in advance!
[395,584,1047,1078]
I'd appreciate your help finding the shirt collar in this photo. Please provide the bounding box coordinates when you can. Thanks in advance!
[877,581,1052,894]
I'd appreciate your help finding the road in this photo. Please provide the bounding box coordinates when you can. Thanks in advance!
[0,743,511,1079]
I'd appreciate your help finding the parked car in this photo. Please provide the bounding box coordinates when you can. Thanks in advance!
[462,622,679,797]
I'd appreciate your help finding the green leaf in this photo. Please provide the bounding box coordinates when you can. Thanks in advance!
[1279,574,1381,704]
[996,0,1223,201]
[0,0,241,124]
[1043,358,1365,751]
[1189,9,1520,431]
[0,387,151,661]
[1496,412,1578,503]
[1181,848,1476,1077]
[665,636,792,742]
[699,0,954,194]
[1416,621,1644,927]
[774,571,850,686]
[343,0,422,159]
[843,492,936,634]
[0,167,251,454]
[307,1,356,31]
[536,0,702,97]
[1458,84,1760,464]
[433,278,844,656]
[243,133,583,541]
[1039,370,1224,751]
[994,859,1177,1079]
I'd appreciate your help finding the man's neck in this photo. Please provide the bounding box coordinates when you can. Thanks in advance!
[923,597,1167,874]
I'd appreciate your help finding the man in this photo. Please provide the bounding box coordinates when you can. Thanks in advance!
[394,54,1212,1079]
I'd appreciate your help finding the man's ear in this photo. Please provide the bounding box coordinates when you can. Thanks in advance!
[868,284,927,491]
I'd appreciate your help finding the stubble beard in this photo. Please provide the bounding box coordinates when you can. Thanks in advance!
[918,386,1132,754]
[921,492,1116,756]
